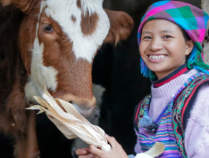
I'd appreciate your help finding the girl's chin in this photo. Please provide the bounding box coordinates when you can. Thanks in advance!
[147,66,166,72]
[148,67,170,75]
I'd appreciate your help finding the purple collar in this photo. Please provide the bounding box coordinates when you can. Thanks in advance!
[152,64,189,88]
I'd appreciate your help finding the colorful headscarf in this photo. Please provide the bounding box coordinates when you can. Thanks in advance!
[138,0,209,78]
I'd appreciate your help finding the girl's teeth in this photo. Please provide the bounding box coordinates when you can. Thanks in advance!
[149,55,166,59]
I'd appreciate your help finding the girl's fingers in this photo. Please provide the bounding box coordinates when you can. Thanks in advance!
[79,153,95,158]
[76,148,89,155]
[89,145,103,156]
[105,134,117,149]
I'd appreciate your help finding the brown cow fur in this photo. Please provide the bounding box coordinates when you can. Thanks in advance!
[0,4,39,158]
[1,0,40,14]
[77,0,81,9]
[0,5,25,132]
[81,11,99,36]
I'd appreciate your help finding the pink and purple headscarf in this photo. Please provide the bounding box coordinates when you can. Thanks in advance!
[138,0,209,78]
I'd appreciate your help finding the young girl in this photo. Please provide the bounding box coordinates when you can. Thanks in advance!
[76,1,209,157]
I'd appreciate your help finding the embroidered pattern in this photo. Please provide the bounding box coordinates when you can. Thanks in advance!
[172,74,209,157]
[137,96,182,158]
[135,73,209,157]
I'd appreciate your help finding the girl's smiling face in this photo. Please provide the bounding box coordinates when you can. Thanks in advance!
[139,19,194,79]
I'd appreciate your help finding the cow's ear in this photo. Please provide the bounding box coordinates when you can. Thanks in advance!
[103,9,134,44]
[0,0,39,13]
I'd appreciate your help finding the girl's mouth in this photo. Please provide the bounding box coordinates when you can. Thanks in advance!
[148,55,168,62]
[148,55,167,59]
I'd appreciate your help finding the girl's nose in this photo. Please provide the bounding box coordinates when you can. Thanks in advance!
[149,38,163,51]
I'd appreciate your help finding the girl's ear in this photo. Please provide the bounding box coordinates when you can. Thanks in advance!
[185,40,194,55]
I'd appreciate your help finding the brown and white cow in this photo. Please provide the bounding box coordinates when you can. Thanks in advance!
[0,0,133,157]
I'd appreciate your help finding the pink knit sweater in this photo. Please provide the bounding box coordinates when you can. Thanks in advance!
[134,69,209,157]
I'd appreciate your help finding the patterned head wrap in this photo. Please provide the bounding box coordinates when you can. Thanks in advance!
[138,0,209,78]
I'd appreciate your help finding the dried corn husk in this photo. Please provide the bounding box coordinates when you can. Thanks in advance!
[26,85,111,151]
[135,142,165,158]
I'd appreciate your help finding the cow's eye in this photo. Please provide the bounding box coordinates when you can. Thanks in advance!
[43,24,53,33]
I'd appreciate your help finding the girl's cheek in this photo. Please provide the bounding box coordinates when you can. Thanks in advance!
[139,44,142,53]
[139,45,144,56]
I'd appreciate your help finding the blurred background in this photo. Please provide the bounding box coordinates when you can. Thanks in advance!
[0,0,201,158]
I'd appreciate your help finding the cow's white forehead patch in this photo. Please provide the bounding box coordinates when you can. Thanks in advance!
[40,0,110,63]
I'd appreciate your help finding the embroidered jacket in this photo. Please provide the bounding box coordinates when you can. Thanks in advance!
[134,73,209,157]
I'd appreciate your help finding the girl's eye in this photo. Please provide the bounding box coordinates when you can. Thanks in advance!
[43,24,53,33]
[163,35,171,39]
[142,36,151,40]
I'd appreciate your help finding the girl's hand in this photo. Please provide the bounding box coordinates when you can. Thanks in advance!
[76,148,95,158]
[76,135,129,158]
[89,134,129,158]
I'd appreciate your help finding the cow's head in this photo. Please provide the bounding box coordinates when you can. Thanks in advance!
[2,0,134,116]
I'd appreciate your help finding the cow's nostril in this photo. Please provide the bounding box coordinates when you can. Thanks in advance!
[69,101,73,104]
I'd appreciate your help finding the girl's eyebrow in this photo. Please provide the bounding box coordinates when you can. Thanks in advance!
[161,30,173,33]
[141,30,174,34]
[141,31,151,35]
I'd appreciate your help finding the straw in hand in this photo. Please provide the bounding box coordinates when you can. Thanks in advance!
[26,85,111,151]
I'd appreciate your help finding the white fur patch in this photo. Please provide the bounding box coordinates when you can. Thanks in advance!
[24,78,39,102]
[25,38,58,101]
[40,0,110,63]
